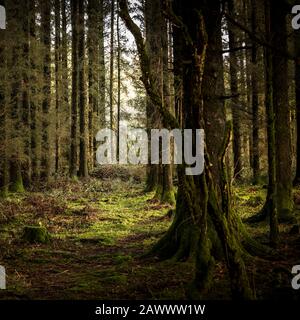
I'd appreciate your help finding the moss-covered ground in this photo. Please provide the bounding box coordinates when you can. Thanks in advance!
[0,178,300,300]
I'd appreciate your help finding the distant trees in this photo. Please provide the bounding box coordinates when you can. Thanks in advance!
[0,0,109,186]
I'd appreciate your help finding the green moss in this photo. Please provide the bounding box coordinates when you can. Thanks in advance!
[22,225,51,244]
[114,255,133,265]
[102,275,127,285]
[245,195,264,207]
[161,189,176,206]
[154,185,163,200]
[10,179,25,193]
[0,187,8,198]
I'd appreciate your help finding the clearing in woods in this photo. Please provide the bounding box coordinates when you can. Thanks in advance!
[0,169,300,299]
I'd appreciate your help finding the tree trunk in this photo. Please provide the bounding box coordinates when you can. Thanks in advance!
[161,17,175,205]
[87,0,100,169]
[271,1,294,222]
[294,19,300,185]
[70,0,79,179]
[29,0,40,182]
[61,0,70,172]
[264,0,279,246]
[40,0,52,181]
[228,0,242,180]
[21,0,32,187]
[110,0,115,132]
[7,1,25,192]
[78,0,88,178]
[119,0,255,299]
[144,0,163,194]
[0,15,8,197]
[55,0,61,174]
[99,0,106,129]
[117,0,121,162]
[251,0,260,184]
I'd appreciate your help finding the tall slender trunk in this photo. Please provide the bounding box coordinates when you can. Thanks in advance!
[78,0,88,178]
[40,0,52,181]
[271,1,294,222]
[70,0,79,178]
[87,0,100,169]
[29,0,39,182]
[264,0,279,246]
[228,0,242,180]
[161,18,175,205]
[0,12,9,196]
[110,0,115,131]
[55,0,61,174]
[22,0,31,187]
[61,0,70,172]
[8,1,25,192]
[99,0,106,129]
[294,21,300,185]
[251,0,260,184]
[117,0,121,161]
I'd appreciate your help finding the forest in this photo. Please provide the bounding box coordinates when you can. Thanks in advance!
[0,0,300,303]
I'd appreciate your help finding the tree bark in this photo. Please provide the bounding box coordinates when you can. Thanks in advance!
[294,18,300,185]
[40,0,52,181]
[78,0,88,178]
[0,11,8,196]
[251,0,260,184]
[271,1,294,222]
[70,0,79,178]
[55,0,61,174]
[61,0,70,172]
[7,1,25,192]
[110,0,115,132]
[87,0,100,169]
[228,0,242,180]
[119,0,254,299]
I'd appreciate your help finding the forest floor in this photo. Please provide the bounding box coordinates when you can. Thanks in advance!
[0,170,300,300]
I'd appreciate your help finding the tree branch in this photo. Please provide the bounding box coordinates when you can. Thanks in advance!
[225,13,296,61]
[118,0,179,129]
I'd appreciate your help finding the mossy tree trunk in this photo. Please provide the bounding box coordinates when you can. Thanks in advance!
[161,14,175,205]
[7,1,25,193]
[271,2,294,222]
[144,0,175,204]
[144,0,161,193]
[120,0,254,299]
[228,0,242,181]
